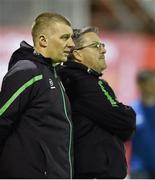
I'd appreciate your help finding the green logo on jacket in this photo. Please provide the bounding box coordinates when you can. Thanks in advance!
[98,80,118,107]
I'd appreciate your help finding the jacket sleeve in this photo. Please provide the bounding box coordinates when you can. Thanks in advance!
[0,63,43,149]
[60,69,136,142]
[81,79,136,142]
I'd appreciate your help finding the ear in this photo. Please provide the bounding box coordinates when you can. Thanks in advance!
[39,35,47,48]
[73,50,83,62]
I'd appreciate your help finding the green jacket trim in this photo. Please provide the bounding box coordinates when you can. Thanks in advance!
[0,74,43,116]
[98,80,118,107]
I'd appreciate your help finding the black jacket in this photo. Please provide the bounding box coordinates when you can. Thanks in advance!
[0,41,73,178]
[59,61,136,179]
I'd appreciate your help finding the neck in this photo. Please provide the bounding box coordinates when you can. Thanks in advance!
[34,46,48,58]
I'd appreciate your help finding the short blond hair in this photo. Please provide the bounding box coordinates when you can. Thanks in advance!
[32,12,72,45]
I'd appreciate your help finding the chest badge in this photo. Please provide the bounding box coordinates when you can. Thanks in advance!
[49,78,56,89]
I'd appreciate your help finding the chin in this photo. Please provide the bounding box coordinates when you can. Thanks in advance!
[103,64,107,69]
[62,58,68,62]
[101,66,107,73]
[59,57,67,62]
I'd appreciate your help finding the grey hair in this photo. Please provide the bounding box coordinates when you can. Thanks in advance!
[73,26,99,49]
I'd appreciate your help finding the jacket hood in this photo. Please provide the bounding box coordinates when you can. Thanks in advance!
[8,41,52,70]
[60,60,102,77]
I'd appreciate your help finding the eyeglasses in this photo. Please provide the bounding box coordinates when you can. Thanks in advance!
[75,42,105,50]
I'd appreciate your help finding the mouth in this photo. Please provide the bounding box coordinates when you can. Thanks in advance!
[64,50,71,53]
[100,53,106,59]
[99,56,105,60]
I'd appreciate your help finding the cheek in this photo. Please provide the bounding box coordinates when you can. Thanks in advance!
[50,45,57,52]
[86,49,98,59]
[57,46,65,59]
[94,51,100,59]
[49,39,64,53]
[54,42,63,51]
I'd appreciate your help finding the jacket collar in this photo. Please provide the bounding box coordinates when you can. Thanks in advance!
[20,41,53,66]
[62,60,102,77]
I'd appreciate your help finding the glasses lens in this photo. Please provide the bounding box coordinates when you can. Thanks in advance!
[76,42,104,50]
[96,43,101,48]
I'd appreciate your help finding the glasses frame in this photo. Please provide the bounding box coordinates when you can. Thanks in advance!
[75,42,105,50]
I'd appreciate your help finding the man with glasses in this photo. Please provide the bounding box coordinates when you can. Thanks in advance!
[59,27,136,179]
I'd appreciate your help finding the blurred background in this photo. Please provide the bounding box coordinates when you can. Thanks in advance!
[0,0,155,178]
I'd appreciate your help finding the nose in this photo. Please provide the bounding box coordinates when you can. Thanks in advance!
[67,38,75,48]
[101,45,106,54]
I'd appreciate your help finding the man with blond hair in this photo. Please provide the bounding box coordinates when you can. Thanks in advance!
[0,12,74,178]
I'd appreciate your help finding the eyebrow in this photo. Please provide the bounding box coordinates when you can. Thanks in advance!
[60,33,73,38]
[60,34,70,37]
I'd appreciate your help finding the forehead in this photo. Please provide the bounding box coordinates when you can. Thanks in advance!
[49,22,73,36]
[82,32,100,43]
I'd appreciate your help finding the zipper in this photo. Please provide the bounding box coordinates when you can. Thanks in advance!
[53,66,73,179]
